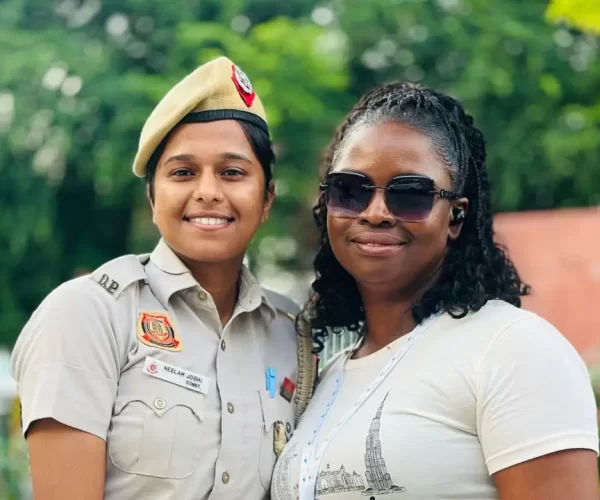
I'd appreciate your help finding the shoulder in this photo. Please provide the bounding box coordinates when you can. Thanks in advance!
[12,254,150,372]
[472,307,598,473]
[472,300,572,352]
[445,299,539,332]
[90,254,149,300]
[438,299,561,346]
[427,300,584,380]
[469,301,589,384]
[23,254,149,333]
[263,287,301,321]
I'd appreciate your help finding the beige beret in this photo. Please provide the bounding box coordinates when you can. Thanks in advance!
[132,56,268,177]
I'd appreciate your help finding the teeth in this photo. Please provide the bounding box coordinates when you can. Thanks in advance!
[190,217,230,225]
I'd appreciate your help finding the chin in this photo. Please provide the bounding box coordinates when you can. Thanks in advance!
[174,242,245,265]
[191,253,240,264]
[353,271,405,287]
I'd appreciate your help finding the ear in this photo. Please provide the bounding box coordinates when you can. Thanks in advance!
[448,198,468,241]
[146,183,157,224]
[261,181,276,223]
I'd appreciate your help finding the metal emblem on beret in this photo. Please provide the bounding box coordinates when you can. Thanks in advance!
[137,312,183,352]
[231,64,256,107]
[234,65,253,93]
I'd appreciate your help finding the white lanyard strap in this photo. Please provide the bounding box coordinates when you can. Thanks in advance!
[297,315,437,500]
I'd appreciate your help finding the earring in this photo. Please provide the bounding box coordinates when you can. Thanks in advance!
[450,207,465,225]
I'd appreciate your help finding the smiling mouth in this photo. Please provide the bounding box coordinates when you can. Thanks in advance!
[185,216,234,230]
[352,241,406,257]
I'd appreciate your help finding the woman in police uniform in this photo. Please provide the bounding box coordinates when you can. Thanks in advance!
[11,56,315,500]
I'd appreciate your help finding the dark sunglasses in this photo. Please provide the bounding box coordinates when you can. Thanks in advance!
[320,171,459,222]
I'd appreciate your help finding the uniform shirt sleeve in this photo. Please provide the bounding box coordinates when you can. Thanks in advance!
[11,278,122,440]
[476,314,599,475]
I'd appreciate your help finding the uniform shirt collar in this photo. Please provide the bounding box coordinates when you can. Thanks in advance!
[147,239,276,319]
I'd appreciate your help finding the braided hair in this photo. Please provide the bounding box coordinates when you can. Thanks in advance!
[307,82,529,353]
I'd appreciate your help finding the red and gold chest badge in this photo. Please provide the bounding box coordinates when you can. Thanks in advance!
[231,64,256,108]
[280,377,296,403]
[137,312,182,352]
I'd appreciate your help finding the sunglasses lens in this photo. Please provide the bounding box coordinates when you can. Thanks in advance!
[325,173,371,218]
[386,180,434,221]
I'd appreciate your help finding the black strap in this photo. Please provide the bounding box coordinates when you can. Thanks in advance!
[180,110,269,136]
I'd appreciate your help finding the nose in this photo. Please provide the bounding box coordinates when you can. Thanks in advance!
[192,171,222,202]
[358,188,395,226]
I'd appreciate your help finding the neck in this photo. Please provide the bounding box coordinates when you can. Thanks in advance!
[353,260,444,359]
[353,288,416,359]
[182,256,244,326]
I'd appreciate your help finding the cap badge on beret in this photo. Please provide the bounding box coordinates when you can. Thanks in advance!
[231,64,255,108]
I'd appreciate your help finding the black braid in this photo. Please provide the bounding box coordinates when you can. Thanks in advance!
[306,82,529,352]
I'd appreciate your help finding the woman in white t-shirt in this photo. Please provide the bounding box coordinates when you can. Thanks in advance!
[272,83,599,500]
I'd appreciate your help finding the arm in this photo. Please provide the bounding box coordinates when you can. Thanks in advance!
[493,449,599,500]
[27,419,106,500]
[11,279,122,500]
[476,314,599,499]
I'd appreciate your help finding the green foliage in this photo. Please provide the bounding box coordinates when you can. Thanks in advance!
[546,0,600,35]
[0,0,599,349]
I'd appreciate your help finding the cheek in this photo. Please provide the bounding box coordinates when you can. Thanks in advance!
[326,216,350,260]
[152,182,189,222]
[413,212,450,251]
[231,185,266,218]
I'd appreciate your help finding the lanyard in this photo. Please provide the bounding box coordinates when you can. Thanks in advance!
[297,315,437,500]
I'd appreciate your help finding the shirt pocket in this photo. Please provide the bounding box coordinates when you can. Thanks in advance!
[107,369,205,479]
[258,389,296,491]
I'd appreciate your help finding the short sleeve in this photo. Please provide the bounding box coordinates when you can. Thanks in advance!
[11,278,122,440]
[476,314,599,475]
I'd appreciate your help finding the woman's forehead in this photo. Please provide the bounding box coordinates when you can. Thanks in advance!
[333,121,451,184]
[158,121,259,168]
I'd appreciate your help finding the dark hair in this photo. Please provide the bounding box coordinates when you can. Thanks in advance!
[306,82,530,353]
[145,120,275,201]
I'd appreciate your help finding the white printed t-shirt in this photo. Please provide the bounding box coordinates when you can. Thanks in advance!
[271,300,599,500]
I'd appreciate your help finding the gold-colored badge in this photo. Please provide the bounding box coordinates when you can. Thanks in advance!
[137,312,183,352]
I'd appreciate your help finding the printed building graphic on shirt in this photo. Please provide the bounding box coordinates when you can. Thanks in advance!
[313,464,366,496]
[361,393,406,496]
[297,393,405,498]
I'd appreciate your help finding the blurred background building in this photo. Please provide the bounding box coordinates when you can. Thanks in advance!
[1,0,599,497]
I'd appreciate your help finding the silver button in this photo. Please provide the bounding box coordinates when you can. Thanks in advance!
[221,339,226,351]
[198,291,208,301]
[286,421,292,434]
[153,398,166,410]
[227,402,235,414]
[222,471,230,484]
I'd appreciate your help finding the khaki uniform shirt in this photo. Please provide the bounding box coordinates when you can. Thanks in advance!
[12,239,299,500]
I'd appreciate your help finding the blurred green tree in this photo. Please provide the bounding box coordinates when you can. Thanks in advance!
[546,0,600,34]
[0,0,598,347]
[0,0,348,346]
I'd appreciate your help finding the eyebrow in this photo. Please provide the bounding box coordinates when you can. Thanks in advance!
[163,153,195,166]
[221,152,252,163]
[163,152,253,166]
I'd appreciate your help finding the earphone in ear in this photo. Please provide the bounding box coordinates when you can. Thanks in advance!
[450,207,465,225]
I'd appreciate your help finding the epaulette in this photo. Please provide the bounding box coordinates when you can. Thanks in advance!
[90,254,148,300]
[262,288,300,322]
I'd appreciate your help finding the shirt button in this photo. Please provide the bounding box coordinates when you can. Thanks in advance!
[153,398,166,410]
[227,403,235,414]
[222,472,230,484]
[198,291,208,301]
[221,339,226,351]
[286,421,292,434]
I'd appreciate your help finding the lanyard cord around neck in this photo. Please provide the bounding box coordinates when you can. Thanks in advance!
[297,314,439,500]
